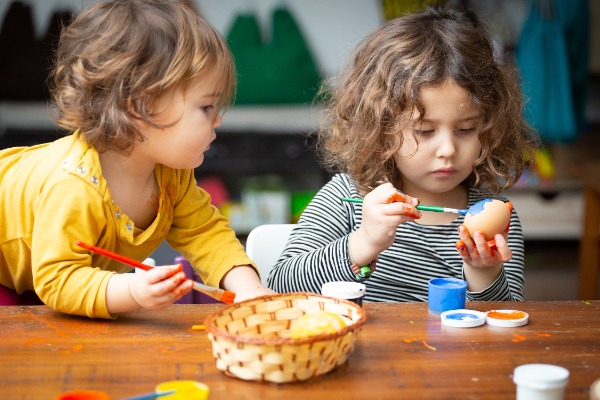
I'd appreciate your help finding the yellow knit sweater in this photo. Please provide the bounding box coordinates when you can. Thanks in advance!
[0,133,253,318]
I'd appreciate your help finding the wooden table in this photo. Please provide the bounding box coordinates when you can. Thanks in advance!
[1,301,599,400]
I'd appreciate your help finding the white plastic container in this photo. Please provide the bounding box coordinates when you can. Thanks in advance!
[321,281,366,306]
[513,364,569,400]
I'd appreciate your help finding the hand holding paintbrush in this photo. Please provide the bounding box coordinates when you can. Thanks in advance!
[76,241,236,304]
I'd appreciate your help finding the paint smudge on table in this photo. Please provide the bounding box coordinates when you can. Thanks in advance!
[512,333,527,343]
[403,337,437,351]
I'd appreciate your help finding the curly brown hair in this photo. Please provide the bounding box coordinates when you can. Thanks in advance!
[49,0,235,154]
[317,5,537,195]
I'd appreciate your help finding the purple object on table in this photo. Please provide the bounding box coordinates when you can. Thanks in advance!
[174,256,220,304]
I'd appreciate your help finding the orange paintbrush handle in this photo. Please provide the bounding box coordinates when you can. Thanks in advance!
[75,241,153,271]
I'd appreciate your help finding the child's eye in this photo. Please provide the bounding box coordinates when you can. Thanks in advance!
[414,129,434,135]
[456,127,477,134]
[201,105,214,112]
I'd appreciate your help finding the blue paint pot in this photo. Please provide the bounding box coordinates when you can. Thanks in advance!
[428,277,467,316]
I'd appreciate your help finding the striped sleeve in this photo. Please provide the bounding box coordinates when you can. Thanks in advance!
[267,174,358,293]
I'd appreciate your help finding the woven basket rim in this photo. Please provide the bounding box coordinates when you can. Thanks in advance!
[204,292,367,345]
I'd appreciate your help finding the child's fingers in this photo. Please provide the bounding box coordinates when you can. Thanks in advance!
[171,279,194,301]
[145,264,183,284]
[457,226,475,248]
[457,226,480,258]
[455,239,472,262]
[156,271,188,294]
[384,201,421,219]
[493,234,512,262]
[385,191,419,207]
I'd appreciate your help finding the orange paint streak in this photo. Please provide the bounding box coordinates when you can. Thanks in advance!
[512,333,527,343]
[487,310,527,320]
[422,340,437,351]
[404,337,437,351]
[536,333,552,337]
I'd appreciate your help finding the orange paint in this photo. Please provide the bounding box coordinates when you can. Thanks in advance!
[386,192,406,203]
[512,333,527,343]
[403,337,436,351]
[422,340,437,351]
[487,310,527,320]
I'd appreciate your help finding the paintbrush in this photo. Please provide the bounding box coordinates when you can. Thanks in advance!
[119,390,176,400]
[341,197,467,215]
[75,241,236,304]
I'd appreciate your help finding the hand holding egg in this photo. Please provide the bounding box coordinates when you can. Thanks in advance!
[456,199,514,266]
[463,199,512,240]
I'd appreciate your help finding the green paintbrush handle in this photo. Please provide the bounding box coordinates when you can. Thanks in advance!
[415,205,445,212]
[341,198,467,215]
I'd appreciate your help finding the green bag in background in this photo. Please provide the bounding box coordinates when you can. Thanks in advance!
[226,7,322,105]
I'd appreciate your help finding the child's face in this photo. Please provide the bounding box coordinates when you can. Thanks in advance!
[140,68,224,170]
[393,78,482,199]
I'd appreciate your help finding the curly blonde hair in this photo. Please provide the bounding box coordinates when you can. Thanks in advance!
[49,0,235,153]
[318,5,537,195]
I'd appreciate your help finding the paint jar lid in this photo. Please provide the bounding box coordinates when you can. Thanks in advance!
[321,281,366,300]
[513,364,569,390]
[440,309,486,328]
[56,390,111,400]
[156,380,209,400]
[486,309,529,327]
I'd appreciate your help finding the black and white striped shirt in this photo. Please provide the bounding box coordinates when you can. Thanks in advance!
[267,173,525,302]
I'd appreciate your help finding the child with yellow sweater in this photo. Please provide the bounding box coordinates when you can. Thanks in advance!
[0,0,273,318]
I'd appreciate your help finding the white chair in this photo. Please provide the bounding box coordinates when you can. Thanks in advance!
[245,224,296,286]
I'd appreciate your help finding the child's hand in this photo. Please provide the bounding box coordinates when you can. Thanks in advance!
[456,225,513,268]
[233,284,276,303]
[220,265,276,303]
[359,183,421,252]
[129,264,193,310]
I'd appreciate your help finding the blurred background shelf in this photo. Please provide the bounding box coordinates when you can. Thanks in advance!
[0,101,325,135]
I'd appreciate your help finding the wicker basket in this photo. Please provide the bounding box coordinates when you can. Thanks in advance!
[204,292,366,383]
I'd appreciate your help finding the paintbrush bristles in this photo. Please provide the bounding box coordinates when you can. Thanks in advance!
[220,291,236,305]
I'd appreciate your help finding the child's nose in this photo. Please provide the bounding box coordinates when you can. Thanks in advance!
[436,131,457,157]
[213,114,223,129]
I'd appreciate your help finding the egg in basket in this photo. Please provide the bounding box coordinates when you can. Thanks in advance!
[204,292,366,383]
